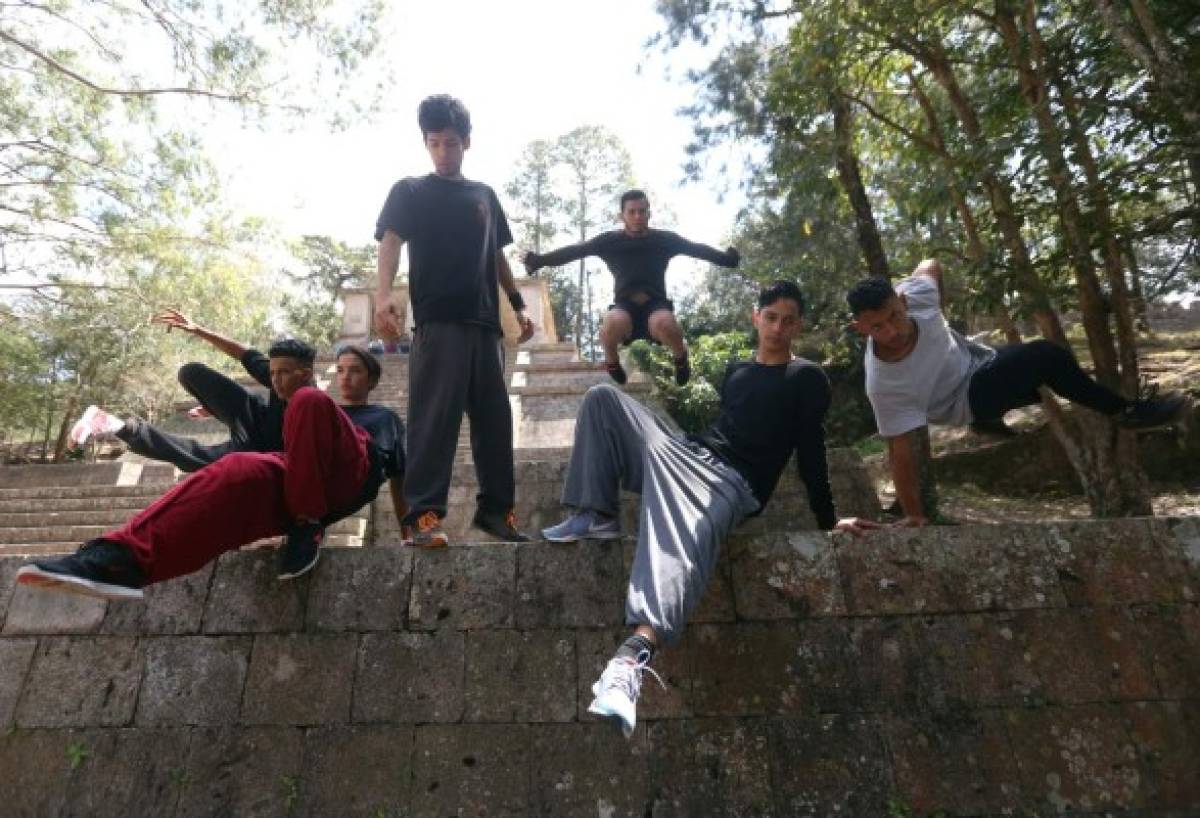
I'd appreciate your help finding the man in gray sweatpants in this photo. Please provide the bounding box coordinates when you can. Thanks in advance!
[543,280,879,738]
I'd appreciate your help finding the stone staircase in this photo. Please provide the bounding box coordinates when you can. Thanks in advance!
[2,340,1196,816]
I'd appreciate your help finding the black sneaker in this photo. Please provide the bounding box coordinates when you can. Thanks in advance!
[605,361,628,385]
[673,355,691,386]
[472,508,531,542]
[278,522,324,580]
[1117,393,1190,430]
[16,539,146,600]
[969,417,1018,438]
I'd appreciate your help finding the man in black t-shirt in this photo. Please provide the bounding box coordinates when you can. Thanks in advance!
[16,346,406,597]
[68,309,313,472]
[522,189,740,386]
[542,280,879,738]
[373,94,532,548]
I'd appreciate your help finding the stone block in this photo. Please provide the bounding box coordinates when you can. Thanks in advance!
[99,564,213,635]
[305,545,412,632]
[16,636,143,727]
[690,621,850,717]
[886,710,1024,815]
[730,530,845,620]
[1005,704,1145,813]
[60,728,190,818]
[1122,701,1200,812]
[529,723,654,815]
[847,616,971,714]
[767,714,895,817]
[645,719,774,817]
[515,540,624,628]
[1158,517,1200,603]
[937,524,1067,611]
[0,638,36,728]
[411,724,532,816]
[136,636,251,726]
[576,628,694,723]
[1159,603,1200,698]
[408,544,516,630]
[1044,519,1179,606]
[241,633,356,726]
[354,630,465,724]
[464,629,576,723]
[836,528,956,616]
[299,726,414,817]
[0,728,76,816]
[176,726,304,818]
[203,550,306,634]
[919,614,1036,709]
[3,582,106,635]
[0,558,18,626]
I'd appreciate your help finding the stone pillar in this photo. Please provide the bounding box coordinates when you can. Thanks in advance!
[499,278,557,345]
[338,289,373,345]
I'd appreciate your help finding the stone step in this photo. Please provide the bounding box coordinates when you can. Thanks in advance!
[0,462,174,489]
[0,517,1195,817]
[0,484,172,502]
[0,495,156,514]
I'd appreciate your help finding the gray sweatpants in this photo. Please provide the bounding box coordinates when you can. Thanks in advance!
[404,321,515,525]
[562,384,759,644]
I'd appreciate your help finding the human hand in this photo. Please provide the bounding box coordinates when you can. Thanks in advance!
[519,250,540,274]
[833,517,883,537]
[516,313,535,344]
[153,308,199,334]
[893,515,930,528]
[374,299,400,339]
[186,406,212,420]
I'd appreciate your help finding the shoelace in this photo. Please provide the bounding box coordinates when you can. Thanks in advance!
[599,650,666,700]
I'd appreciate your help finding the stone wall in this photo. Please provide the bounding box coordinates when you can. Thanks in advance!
[1,517,1197,816]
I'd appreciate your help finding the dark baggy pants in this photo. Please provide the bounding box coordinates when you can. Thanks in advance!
[116,362,270,472]
[967,339,1126,422]
[107,387,372,585]
[561,384,759,645]
[402,322,516,525]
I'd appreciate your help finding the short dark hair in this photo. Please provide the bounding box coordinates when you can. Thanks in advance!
[336,343,382,386]
[757,280,806,314]
[619,189,649,210]
[267,338,316,366]
[418,94,471,140]
[846,277,897,316]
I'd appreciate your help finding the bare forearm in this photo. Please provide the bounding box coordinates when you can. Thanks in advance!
[498,252,519,296]
[192,326,246,361]
[377,232,402,298]
[888,431,926,521]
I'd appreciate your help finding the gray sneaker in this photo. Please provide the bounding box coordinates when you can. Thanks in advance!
[542,510,621,543]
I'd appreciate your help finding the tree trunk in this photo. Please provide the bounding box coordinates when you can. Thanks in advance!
[52,393,78,463]
[1122,238,1150,331]
[830,91,890,279]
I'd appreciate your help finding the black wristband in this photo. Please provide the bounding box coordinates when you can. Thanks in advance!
[508,290,526,311]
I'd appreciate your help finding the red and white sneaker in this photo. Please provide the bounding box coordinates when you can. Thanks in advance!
[69,405,125,447]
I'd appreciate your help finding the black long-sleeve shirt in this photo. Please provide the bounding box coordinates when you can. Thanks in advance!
[692,358,837,530]
[527,229,738,302]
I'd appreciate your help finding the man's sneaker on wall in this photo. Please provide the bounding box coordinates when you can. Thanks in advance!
[410,511,448,548]
[278,522,324,580]
[69,405,125,447]
[1119,393,1190,430]
[472,508,530,542]
[542,510,621,543]
[587,650,664,739]
[605,361,628,385]
[16,539,146,600]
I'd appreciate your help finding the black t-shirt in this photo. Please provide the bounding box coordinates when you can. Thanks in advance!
[692,359,837,529]
[374,174,513,332]
[529,229,738,302]
[240,349,286,453]
[342,404,406,480]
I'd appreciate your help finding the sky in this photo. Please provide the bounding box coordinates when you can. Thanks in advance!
[210,0,748,285]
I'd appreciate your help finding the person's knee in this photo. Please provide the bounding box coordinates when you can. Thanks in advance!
[286,386,329,414]
[177,361,212,391]
[584,383,622,412]
[1027,339,1071,369]
[601,311,632,342]
[648,311,681,340]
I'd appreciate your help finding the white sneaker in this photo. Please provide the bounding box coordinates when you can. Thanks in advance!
[69,405,125,447]
[587,650,664,739]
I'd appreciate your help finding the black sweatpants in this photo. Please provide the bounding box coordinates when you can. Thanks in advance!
[116,362,270,473]
[967,340,1126,422]
[403,321,515,524]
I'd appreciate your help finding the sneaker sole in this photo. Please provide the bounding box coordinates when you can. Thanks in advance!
[16,565,144,600]
[277,550,320,581]
[542,528,623,543]
[587,696,635,739]
[69,405,101,447]
[408,534,449,549]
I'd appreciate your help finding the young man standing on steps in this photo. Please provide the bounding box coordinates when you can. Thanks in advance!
[374,94,533,549]
[848,259,1190,527]
[16,345,406,596]
[521,189,740,387]
[542,280,879,738]
[69,309,312,472]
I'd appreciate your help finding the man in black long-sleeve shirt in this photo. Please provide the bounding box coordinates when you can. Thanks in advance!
[542,280,879,738]
[522,189,739,386]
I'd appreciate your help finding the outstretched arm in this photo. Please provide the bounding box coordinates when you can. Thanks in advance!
[153,309,247,361]
[673,235,740,268]
[912,258,944,305]
[521,236,600,274]
[887,429,930,526]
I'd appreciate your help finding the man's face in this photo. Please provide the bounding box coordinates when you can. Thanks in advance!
[336,353,375,405]
[619,198,651,235]
[424,128,468,178]
[851,295,913,350]
[269,357,313,401]
[752,297,803,351]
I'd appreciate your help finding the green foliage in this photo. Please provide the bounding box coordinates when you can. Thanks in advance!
[627,332,753,434]
[65,741,88,771]
[280,234,375,346]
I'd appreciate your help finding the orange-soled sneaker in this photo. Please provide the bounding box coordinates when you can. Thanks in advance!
[472,508,530,542]
[410,511,448,548]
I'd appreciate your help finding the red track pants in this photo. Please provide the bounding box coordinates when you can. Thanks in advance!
[106,387,371,584]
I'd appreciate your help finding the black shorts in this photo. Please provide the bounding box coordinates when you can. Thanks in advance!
[608,297,674,344]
